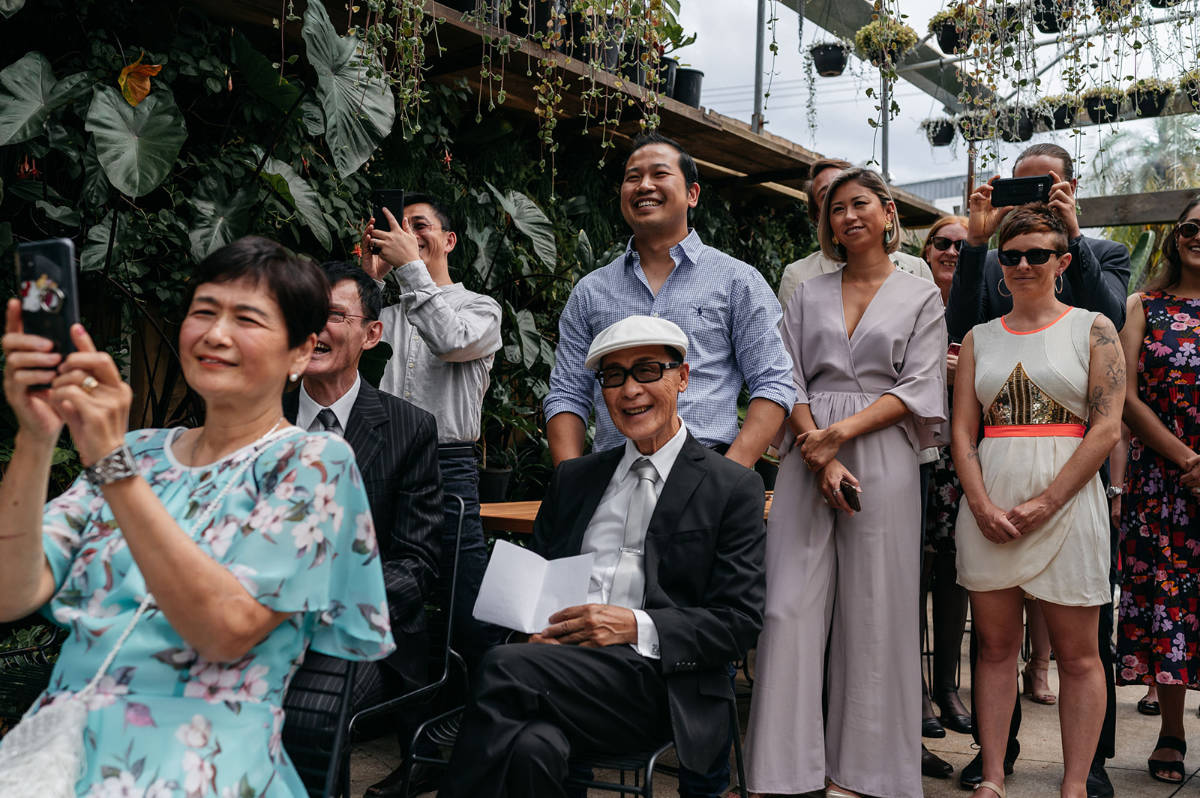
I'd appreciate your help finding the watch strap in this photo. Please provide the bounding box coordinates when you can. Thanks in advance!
[84,443,138,488]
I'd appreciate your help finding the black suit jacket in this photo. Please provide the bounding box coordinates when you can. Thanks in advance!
[531,434,765,771]
[284,381,442,683]
[946,234,1130,341]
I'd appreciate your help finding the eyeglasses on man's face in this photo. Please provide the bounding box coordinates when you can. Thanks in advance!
[997,248,1066,267]
[595,361,682,389]
[930,235,965,252]
[327,310,370,325]
[1176,221,1200,240]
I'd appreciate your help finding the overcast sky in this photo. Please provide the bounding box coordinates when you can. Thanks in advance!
[671,0,1192,196]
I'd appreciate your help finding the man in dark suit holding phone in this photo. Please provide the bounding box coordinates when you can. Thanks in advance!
[439,315,766,798]
[946,142,1128,797]
[283,261,442,711]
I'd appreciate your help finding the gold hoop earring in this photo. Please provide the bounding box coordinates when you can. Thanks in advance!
[1055,273,1064,294]
[997,277,1012,298]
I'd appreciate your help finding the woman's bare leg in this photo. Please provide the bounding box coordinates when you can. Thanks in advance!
[1040,602,1104,798]
[969,588,1026,792]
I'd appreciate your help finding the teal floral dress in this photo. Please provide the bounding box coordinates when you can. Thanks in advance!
[29,427,395,797]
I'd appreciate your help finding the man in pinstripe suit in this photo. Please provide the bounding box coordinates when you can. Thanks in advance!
[283,261,443,714]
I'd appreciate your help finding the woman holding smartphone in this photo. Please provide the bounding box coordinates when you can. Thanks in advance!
[953,201,1123,798]
[744,168,947,798]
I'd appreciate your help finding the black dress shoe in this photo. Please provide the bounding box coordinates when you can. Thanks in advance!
[923,715,947,738]
[958,747,1017,790]
[1086,758,1115,798]
[935,695,974,735]
[922,746,954,778]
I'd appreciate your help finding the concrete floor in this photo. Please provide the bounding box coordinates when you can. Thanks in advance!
[348,651,1200,797]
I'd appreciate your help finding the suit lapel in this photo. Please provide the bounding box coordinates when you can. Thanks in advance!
[643,434,707,582]
[343,382,388,475]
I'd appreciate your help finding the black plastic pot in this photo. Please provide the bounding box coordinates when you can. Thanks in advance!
[1046,101,1078,129]
[1131,88,1171,117]
[444,0,476,12]
[673,67,703,108]
[558,11,585,57]
[934,21,965,55]
[478,467,513,503]
[620,39,646,86]
[1184,79,1200,109]
[810,42,848,76]
[999,107,1035,142]
[1084,94,1121,124]
[1092,0,1129,18]
[504,0,564,41]
[656,56,678,97]
[924,118,956,146]
[565,11,621,70]
[1032,0,1072,33]
[957,114,990,142]
[988,5,1021,43]
[1149,0,1182,6]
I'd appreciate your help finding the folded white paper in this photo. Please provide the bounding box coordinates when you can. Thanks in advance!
[472,539,595,633]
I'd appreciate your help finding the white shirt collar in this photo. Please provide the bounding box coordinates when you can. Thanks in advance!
[296,374,362,433]
[616,419,688,486]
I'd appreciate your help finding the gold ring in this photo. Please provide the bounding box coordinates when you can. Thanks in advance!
[81,376,99,393]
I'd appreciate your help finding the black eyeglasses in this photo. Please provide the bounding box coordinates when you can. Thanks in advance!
[327,310,371,324]
[997,248,1066,267]
[930,235,966,252]
[596,361,681,389]
[1176,221,1200,240]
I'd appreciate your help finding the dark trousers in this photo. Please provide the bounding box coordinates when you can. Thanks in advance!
[440,643,672,798]
[437,448,491,671]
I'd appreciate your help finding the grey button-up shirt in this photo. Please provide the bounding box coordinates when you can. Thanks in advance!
[378,260,503,444]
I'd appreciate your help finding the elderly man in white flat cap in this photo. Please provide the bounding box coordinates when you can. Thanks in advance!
[440,315,767,798]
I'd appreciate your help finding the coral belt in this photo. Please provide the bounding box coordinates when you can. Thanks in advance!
[984,423,1086,438]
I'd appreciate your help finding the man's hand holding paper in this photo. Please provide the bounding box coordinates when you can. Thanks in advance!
[529,604,638,647]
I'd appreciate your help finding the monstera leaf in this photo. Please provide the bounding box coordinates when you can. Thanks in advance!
[189,185,253,260]
[249,146,332,252]
[85,86,187,198]
[486,182,557,270]
[302,1,394,177]
[0,52,89,145]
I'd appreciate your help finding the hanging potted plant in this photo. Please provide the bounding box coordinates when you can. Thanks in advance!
[988,3,1024,43]
[854,16,919,67]
[1181,67,1200,109]
[810,41,850,77]
[1032,0,1075,33]
[921,117,957,146]
[1126,76,1175,118]
[1149,0,1182,6]
[1038,93,1081,129]
[1092,0,1133,23]
[998,105,1036,142]
[957,110,993,142]
[927,4,982,55]
[1082,85,1123,124]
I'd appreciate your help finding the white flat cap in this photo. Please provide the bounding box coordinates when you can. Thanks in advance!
[584,315,689,371]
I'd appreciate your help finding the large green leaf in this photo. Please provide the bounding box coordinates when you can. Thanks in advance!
[248,146,332,252]
[0,0,26,18]
[85,86,187,198]
[189,186,253,260]
[302,0,395,178]
[486,182,557,270]
[232,32,302,115]
[0,53,87,145]
[503,304,542,369]
[81,212,127,272]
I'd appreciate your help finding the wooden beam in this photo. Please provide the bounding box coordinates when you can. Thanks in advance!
[1079,188,1200,227]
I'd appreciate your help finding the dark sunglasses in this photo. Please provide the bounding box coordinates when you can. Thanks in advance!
[596,361,681,389]
[930,235,966,252]
[997,248,1066,267]
[1176,221,1200,239]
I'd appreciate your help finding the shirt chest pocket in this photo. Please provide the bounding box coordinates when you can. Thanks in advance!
[682,305,730,357]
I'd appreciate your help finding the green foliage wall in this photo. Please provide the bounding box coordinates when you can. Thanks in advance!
[0,0,812,498]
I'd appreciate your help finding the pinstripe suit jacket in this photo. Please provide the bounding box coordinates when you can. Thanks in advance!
[284,380,442,681]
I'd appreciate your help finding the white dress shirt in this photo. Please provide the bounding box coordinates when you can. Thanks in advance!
[580,419,689,659]
[295,374,361,434]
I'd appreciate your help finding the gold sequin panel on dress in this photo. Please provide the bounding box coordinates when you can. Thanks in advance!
[983,362,1086,426]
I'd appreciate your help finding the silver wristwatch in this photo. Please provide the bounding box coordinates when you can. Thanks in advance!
[1105,485,1123,499]
[84,444,138,488]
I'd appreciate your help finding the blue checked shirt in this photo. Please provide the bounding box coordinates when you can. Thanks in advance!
[544,230,796,452]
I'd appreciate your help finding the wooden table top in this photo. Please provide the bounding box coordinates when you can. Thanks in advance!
[480,492,774,535]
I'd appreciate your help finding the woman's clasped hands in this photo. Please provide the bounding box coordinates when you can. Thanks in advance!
[796,426,861,515]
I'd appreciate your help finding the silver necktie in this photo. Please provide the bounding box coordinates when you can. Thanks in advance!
[609,457,657,609]
[312,408,342,436]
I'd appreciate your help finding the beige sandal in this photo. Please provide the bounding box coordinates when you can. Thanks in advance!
[826,786,862,798]
[975,780,1005,798]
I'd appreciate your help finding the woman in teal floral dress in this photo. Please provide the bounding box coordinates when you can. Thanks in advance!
[0,237,394,796]
[1117,197,1200,785]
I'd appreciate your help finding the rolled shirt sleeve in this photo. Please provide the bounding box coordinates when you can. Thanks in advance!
[544,284,597,424]
[730,271,797,414]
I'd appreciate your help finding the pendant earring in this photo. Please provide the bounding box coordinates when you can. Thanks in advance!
[1055,273,1064,294]
[997,277,1012,298]
[884,220,894,233]
[289,373,299,383]
[832,235,840,246]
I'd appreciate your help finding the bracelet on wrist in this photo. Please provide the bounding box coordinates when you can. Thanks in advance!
[84,443,139,488]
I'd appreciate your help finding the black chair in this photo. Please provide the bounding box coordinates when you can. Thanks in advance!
[346,494,468,782]
[282,655,358,797]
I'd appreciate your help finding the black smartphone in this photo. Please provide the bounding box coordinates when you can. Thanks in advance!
[839,479,861,512]
[989,175,1052,207]
[371,189,406,232]
[16,238,80,356]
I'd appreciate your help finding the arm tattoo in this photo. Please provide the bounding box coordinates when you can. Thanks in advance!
[1088,386,1111,418]
[967,442,979,462]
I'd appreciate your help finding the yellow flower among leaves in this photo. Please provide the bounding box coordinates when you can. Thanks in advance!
[118,52,163,107]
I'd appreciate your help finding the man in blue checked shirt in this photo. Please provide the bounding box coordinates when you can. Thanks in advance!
[545,133,795,471]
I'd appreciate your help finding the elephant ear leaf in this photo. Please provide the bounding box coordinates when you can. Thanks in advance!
[232,32,302,115]
[0,52,87,145]
[85,86,187,198]
[485,182,557,270]
[249,146,332,252]
[189,186,253,261]
[302,0,394,178]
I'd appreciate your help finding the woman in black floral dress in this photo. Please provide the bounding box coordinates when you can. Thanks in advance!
[1117,196,1200,785]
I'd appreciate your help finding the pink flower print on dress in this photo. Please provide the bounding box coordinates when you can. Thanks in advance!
[176,714,212,748]
[184,661,242,704]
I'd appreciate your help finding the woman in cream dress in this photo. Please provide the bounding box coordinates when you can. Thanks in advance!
[953,202,1125,798]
